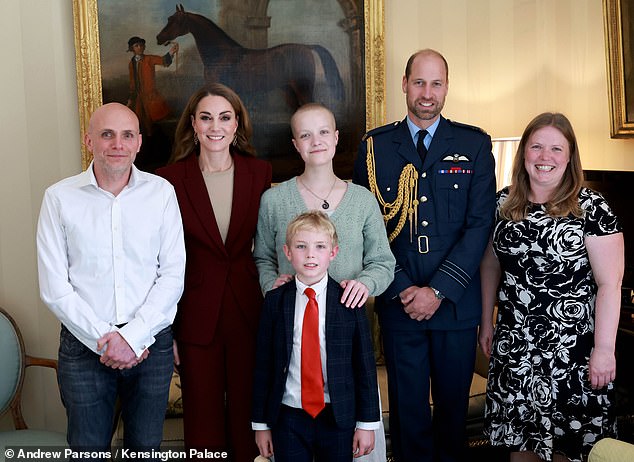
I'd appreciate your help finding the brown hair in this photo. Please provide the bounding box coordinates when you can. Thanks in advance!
[285,211,338,248]
[169,83,256,163]
[500,112,584,221]
[405,49,449,81]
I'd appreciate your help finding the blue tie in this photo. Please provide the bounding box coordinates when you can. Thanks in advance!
[417,129,428,164]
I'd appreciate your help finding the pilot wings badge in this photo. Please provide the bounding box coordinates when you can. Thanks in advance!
[442,153,471,162]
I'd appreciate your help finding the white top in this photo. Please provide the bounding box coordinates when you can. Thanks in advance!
[36,163,186,357]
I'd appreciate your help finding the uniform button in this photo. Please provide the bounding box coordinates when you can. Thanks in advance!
[453,183,459,189]
[421,172,427,178]
[421,220,429,227]
[420,196,428,202]
[386,187,391,192]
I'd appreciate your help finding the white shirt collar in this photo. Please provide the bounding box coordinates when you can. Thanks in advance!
[294,273,328,298]
[82,161,144,192]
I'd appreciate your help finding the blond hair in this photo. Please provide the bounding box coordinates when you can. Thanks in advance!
[500,112,584,221]
[285,211,338,248]
[290,103,336,139]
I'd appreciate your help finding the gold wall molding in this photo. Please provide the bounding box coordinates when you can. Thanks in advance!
[365,0,386,130]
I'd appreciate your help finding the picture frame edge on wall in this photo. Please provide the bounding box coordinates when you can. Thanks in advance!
[604,0,634,138]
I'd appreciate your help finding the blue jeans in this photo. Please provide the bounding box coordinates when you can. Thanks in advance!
[57,325,173,457]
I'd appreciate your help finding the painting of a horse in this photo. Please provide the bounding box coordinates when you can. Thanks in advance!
[156,4,344,110]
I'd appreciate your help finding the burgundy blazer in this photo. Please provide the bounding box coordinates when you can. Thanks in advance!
[156,153,272,345]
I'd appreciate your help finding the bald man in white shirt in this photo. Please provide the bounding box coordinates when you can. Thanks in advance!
[37,103,185,455]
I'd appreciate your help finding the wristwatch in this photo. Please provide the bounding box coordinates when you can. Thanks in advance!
[430,286,445,300]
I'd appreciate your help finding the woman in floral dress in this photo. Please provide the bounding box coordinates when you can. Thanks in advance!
[478,112,624,461]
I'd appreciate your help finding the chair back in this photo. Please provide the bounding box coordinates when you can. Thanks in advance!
[0,307,26,421]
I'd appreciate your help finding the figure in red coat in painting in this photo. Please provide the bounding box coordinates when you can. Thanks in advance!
[126,36,178,136]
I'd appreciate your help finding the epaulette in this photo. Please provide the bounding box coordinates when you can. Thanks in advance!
[446,119,489,135]
[361,121,400,141]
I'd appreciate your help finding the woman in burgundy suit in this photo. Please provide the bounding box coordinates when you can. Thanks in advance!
[157,83,272,462]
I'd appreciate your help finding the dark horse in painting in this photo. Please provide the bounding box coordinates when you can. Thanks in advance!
[157,4,344,109]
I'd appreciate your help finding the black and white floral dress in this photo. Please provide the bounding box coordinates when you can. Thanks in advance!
[484,187,621,462]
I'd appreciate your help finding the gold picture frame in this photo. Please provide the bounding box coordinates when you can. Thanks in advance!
[72,0,386,173]
[603,0,634,138]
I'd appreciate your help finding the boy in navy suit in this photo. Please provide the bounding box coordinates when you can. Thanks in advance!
[252,211,380,462]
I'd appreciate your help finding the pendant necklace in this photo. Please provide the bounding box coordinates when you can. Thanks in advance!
[298,176,337,210]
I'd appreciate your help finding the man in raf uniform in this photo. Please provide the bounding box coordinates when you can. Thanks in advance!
[353,49,496,462]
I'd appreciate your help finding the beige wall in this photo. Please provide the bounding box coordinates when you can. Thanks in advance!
[1,0,632,432]
[385,0,633,170]
[1,0,79,431]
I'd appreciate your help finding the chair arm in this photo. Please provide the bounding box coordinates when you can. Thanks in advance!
[25,355,58,371]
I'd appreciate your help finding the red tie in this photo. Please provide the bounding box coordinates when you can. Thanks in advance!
[301,287,325,418]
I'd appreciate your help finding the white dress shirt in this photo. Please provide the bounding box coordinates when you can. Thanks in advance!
[282,275,330,409]
[253,274,379,431]
[37,163,185,357]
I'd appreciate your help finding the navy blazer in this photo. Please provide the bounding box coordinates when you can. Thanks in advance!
[251,277,379,430]
[353,116,496,330]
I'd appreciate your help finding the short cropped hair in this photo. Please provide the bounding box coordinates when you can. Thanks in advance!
[405,48,449,81]
[290,103,336,139]
[285,211,339,248]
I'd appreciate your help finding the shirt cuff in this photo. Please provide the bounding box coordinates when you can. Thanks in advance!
[117,320,153,358]
[252,422,271,431]
[356,420,381,431]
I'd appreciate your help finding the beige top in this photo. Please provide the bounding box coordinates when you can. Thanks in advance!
[202,165,234,243]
